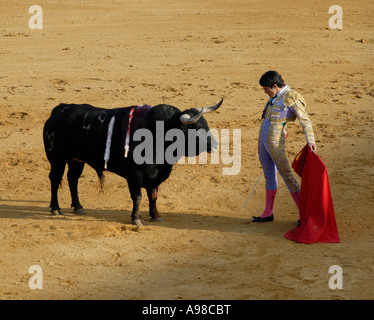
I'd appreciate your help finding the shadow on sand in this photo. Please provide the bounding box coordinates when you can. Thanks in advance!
[0,198,295,237]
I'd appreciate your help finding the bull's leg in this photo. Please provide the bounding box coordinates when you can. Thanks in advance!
[48,160,66,215]
[146,187,163,222]
[127,180,145,225]
[67,160,85,214]
[130,189,144,226]
[125,168,146,226]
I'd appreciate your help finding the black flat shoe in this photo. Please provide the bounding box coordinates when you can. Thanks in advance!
[252,214,274,222]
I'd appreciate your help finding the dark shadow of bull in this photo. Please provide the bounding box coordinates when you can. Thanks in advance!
[1,199,287,238]
[43,99,223,225]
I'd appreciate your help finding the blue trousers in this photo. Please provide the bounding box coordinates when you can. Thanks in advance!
[258,119,300,193]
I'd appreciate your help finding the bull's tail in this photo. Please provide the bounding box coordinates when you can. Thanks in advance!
[96,169,105,191]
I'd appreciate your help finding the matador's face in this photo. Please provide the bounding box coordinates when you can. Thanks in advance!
[262,85,278,98]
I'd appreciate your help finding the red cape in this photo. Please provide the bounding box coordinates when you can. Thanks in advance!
[284,145,340,243]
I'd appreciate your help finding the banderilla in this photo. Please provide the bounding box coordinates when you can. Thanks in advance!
[243,171,264,208]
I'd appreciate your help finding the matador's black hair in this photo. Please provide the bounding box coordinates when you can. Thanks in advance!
[259,70,285,88]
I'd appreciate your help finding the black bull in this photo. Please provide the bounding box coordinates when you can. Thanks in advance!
[43,99,223,225]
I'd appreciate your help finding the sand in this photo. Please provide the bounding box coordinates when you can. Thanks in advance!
[0,0,373,300]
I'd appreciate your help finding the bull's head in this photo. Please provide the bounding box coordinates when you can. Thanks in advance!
[179,98,223,156]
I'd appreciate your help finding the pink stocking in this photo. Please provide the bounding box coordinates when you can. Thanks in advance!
[260,189,277,218]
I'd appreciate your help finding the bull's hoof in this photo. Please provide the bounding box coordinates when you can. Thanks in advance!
[73,207,86,215]
[150,217,164,222]
[51,209,64,216]
[131,219,146,226]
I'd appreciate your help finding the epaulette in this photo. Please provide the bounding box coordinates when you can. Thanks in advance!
[283,89,306,107]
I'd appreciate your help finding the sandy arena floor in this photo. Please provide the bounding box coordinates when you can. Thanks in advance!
[0,0,373,299]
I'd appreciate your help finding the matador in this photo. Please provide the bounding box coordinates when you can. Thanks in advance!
[253,70,316,223]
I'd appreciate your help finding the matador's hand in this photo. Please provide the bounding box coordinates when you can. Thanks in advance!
[308,143,317,154]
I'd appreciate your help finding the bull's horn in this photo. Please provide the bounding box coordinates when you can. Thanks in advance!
[201,98,223,114]
[180,98,223,124]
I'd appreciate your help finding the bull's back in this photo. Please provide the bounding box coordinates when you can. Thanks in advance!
[43,104,113,162]
[45,103,97,128]
[47,103,103,126]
